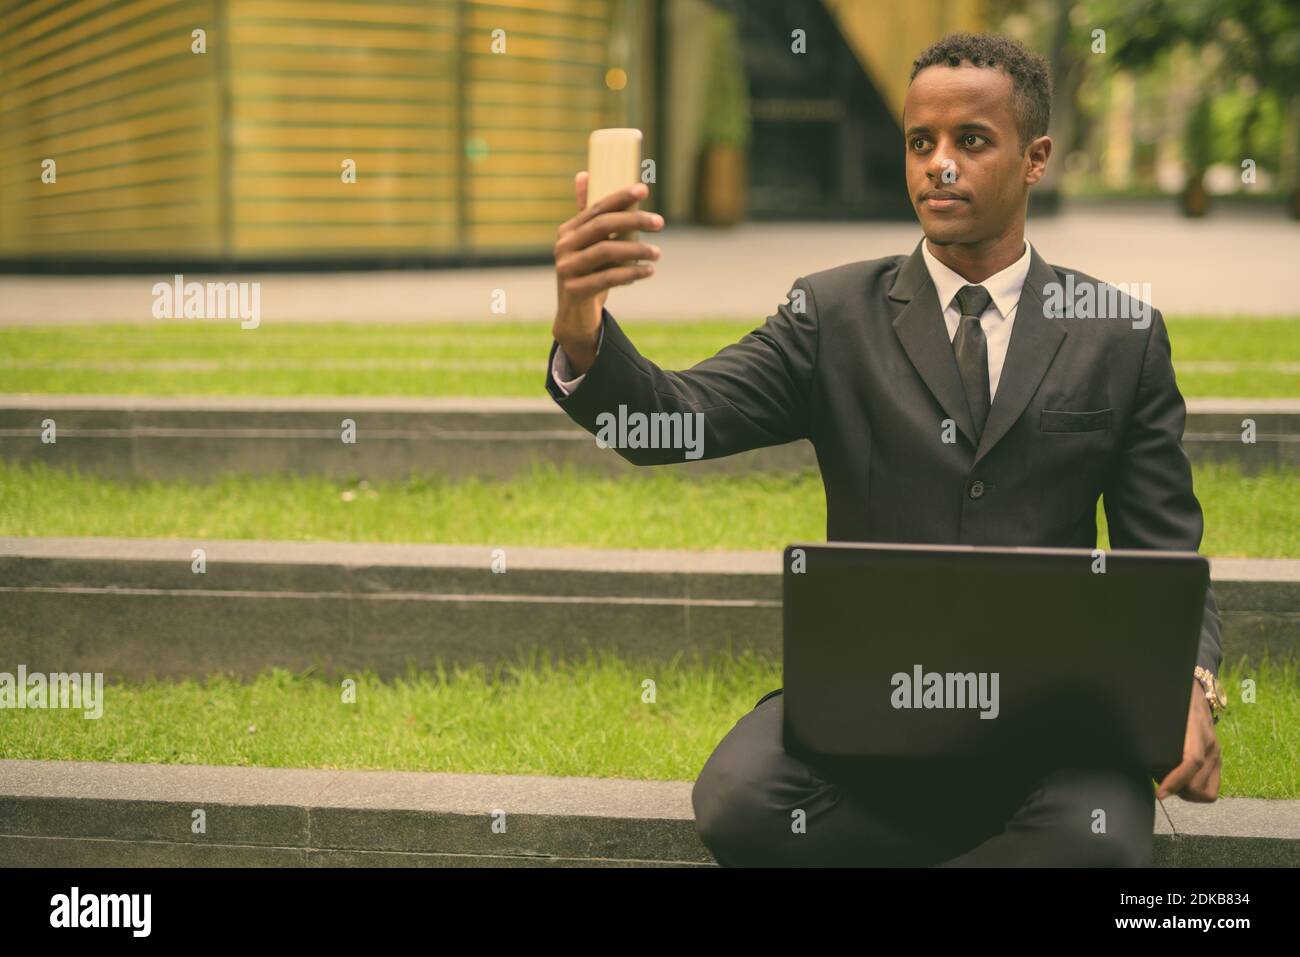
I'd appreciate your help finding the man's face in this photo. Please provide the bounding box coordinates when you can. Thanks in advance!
[902,63,1036,246]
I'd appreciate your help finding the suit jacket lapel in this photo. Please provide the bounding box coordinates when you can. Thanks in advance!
[889,241,978,446]
[973,247,1066,465]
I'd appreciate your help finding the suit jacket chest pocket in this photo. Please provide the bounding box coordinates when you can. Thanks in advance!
[1034,405,1118,496]
[1035,408,1116,502]
[1039,408,1113,433]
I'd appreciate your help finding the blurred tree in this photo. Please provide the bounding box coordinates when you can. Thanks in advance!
[1040,0,1088,210]
[695,5,751,225]
[1095,0,1300,216]
[1182,91,1215,215]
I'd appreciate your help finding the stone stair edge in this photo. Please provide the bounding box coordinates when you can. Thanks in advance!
[1,536,1297,582]
[1,759,1295,841]
[0,759,695,820]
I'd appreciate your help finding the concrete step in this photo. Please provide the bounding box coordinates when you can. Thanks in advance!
[0,760,1293,867]
[0,760,708,867]
[2,395,1295,480]
[1,537,1295,679]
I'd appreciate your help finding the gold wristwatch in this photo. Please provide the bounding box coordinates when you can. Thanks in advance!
[1194,666,1227,723]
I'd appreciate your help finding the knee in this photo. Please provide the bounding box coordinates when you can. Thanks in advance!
[691,706,812,866]
[692,751,841,866]
[692,754,768,865]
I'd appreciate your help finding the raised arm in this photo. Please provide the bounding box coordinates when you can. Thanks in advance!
[549,175,818,465]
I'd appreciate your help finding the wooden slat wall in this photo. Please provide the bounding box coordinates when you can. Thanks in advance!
[226,0,458,254]
[0,0,622,261]
[462,0,612,251]
[0,0,223,256]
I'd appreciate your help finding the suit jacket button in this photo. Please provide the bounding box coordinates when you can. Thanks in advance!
[968,480,986,500]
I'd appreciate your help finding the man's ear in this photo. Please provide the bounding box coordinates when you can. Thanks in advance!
[1024,135,1052,186]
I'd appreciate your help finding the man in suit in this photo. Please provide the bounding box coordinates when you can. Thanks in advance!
[545,32,1225,866]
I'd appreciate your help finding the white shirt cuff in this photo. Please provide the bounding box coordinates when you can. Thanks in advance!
[551,324,604,396]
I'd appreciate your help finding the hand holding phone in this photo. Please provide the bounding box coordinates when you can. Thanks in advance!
[552,128,665,376]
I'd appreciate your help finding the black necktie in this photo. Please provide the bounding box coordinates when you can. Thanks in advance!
[952,284,993,440]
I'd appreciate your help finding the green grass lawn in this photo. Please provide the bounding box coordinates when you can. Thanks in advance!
[1,459,1296,557]
[5,652,1295,798]
[1,316,1297,398]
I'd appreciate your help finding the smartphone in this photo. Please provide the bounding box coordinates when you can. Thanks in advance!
[586,128,643,249]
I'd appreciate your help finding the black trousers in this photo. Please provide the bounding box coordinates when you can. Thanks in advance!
[691,690,1156,867]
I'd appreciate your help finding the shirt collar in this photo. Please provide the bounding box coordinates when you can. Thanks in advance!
[920,238,1032,319]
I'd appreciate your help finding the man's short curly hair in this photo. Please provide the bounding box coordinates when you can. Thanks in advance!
[909,32,1052,151]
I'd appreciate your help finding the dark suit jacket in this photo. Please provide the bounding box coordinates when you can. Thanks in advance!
[546,239,1222,675]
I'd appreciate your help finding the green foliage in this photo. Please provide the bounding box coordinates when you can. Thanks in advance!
[1095,0,1300,95]
[1213,85,1287,164]
[6,655,1296,796]
[699,8,751,148]
[1082,0,1299,179]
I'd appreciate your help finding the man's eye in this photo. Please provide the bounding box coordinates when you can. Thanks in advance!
[962,134,986,147]
[911,138,929,151]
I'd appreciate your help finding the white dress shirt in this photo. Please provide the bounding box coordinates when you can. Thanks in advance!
[920,238,1031,401]
[552,323,604,395]
[552,238,1034,400]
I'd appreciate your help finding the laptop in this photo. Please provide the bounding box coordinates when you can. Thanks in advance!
[782,542,1209,776]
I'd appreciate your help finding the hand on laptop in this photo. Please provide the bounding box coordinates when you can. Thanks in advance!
[1155,680,1221,802]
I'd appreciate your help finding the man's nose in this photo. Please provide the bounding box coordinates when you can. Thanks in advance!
[927,149,959,183]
